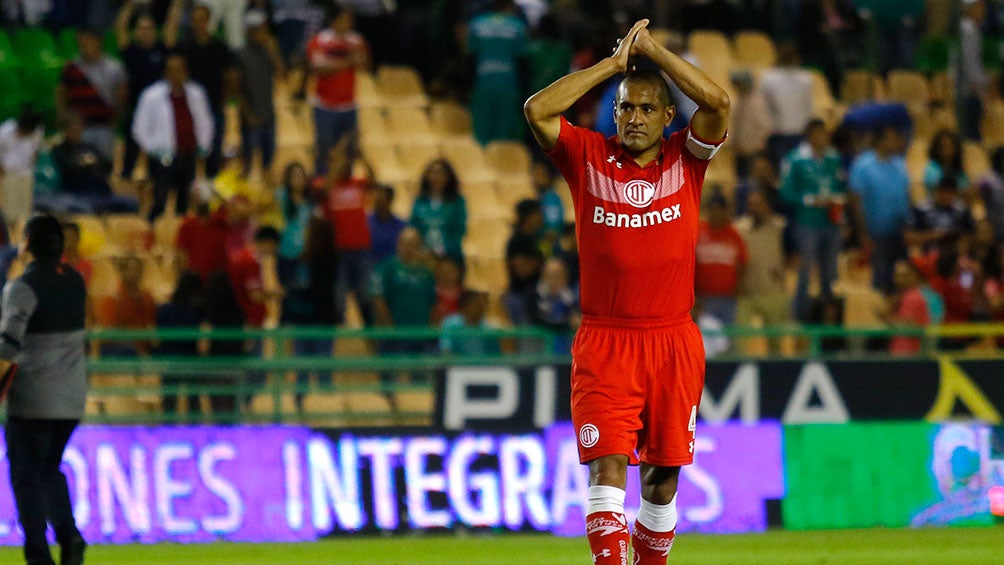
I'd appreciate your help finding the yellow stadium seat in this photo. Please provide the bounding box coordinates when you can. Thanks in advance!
[430,100,473,138]
[376,65,428,108]
[104,215,151,255]
[841,70,881,104]
[982,101,1004,149]
[886,70,929,111]
[484,140,532,176]
[357,106,390,144]
[396,142,443,180]
[733,31,776,72]
[354,70,385,109]
[464,180,508,222]
[152,214,182,253]
[495,175,536,210]
[687,30,732,85]
[441,138,496,183]
[963,141,991,180]
[385,106,435,144]
[463,218,510,260]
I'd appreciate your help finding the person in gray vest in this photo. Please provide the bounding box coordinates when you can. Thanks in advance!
[0,215,87,565]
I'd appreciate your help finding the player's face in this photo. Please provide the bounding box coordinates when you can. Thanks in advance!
[615,81,674,156]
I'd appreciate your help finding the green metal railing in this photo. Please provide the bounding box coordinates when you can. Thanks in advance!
[71,323,1004,425]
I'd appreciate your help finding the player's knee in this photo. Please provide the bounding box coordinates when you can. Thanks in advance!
[640,465,680,504]
[589,455,629,488]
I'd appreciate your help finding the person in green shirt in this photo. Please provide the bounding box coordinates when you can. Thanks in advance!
[780,119,847,321]
[410,159,468,262]
[371,227,437,407]
[466,0,528,144]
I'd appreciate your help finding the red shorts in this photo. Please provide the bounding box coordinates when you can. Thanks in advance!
[570,315,706,467]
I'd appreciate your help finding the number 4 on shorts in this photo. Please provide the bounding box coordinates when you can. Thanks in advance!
[688,405,697,433]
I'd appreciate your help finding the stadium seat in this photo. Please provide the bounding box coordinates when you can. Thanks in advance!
[465,254,509,294]
[441,138,496,183]
[375,65,428,108]
[494,175,536,210]
[88,256,121,298]
[385,106,435,144]
[733,31,776,72]
[464,180,508,222]
[809,70,837,120]
[484,140,532,176]
[962,141,991,180]
[357,106,390,144]
[840,70,881,105]
[395,141,442,180]
[354,70,384,109]
[429,100,473,138]
[463,217,509,260]
[687,30,733,86]
[104,215,152,255]
[152,214,182,253]
[250,392,297,417]
[928,72,954,105]
[886,70,929,112]
[981,100,1004,148]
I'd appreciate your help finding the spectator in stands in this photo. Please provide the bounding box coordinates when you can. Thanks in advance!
[554,221,579,288]
[758,42,814,167]
[179,2,237,177]
[695,191,748,325]
[905,177,975,254]
[795,0,862,96]
[729,70,771,181]
[56,27,127,161]
[853,0,924,73]
[307,5,369,175]
[526,14,572,99]
[411,159,468,263]
[780,119,846,321]
[116,0,181,182]
[371,227,437,406]
[980,147,1004,243]
[228,225,282,332]
[531,257,580,352]
[40,113,139,215]
[238,9,286,179]
[368,184,406,264]
[132,53,214,222]
[914,247,982,327]
[276,161,314,281]
[503,234,544,326]
[0,105,44,221]
[95,255,156,356]
[176,200,229,283]
[882,259,934,356]
[157,271,204,422]
[734,152,783,217]
[532,159,565,253]
[961,0,989,141]
[320,136,375,325]
[736,188,791,351]
[467,0,528,144]
[849,125,911,294]
[281,216,337,412]
[441,289,500,356]
[60,222,92,287]
[431,254,465,326]
[506,198,545,259]
[204,271,243,420]
[199,0,252,50]
[924,130,970,197]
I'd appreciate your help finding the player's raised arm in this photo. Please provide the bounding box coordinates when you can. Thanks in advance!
[631,27,730,142]
[524,19,649,151]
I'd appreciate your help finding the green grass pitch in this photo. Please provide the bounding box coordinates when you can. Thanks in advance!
[0,528,1001,564]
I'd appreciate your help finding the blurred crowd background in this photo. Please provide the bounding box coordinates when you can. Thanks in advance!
[0,0,1000,384]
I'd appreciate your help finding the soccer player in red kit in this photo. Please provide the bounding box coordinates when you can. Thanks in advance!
[524,19,730,564]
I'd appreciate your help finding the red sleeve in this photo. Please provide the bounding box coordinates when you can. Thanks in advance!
[546,117,594,197]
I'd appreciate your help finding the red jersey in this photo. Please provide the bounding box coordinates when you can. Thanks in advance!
[177,212,229,282]
[695,222,748,297]
[548,118,724,320]
[889,287,929,355]
[323,177,372,251]
[307,29,367,110]
[227,246,266,327]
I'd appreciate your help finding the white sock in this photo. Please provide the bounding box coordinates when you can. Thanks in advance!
[637,495,678,532]
[587,485,626,515]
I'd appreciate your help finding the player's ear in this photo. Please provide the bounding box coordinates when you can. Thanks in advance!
[664,105,676,127]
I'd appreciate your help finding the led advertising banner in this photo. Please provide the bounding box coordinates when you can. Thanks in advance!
[783,422,1004,530]
[0,423,784,545]
[545,422,785,536]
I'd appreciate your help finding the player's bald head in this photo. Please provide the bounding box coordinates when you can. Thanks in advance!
[618,70,672,108]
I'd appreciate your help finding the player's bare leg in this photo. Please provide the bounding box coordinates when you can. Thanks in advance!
[585,455,631,564]
[632,464,681,564]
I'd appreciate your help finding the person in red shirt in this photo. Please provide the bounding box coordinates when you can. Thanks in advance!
[306,5,369,174]
[524,18,730,565]
[883,259,932,356]
[228,226,282,330]
[695,191,748,325]
[95,255,156,356]
[318,136,375,325]
[176,201,229,283]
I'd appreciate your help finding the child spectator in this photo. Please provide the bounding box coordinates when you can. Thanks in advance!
[95,256,156,356]
[441,289,500,356]
[277,161,314,282]
[411,159,467,263]
[228,226,283,331]
[531,258,580,353]
[905,177,975,254]
[531,160,565,252]
[882,260,935,356]
[431,255,465,326]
